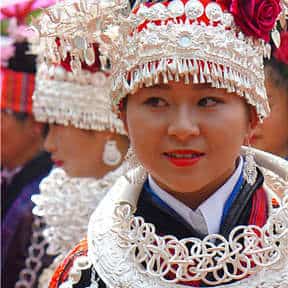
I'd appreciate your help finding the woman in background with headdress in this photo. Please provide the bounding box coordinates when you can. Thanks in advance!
[30,27,128,286]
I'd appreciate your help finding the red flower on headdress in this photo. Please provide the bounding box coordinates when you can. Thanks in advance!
[230,0,281,42]
[274,31,288,64]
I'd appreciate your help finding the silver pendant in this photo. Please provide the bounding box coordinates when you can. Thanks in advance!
[73,35,87,50]
[70,57,82,74]
[84,47,95,66]
[271,29,281,48]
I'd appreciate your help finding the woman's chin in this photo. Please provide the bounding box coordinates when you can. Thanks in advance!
[63,166,76,177]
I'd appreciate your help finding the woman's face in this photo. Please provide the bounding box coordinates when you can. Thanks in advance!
[44,124,116,178]
[123,82,254,196]
[251,67,288,158]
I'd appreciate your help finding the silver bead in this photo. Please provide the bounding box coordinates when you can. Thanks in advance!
[185,0,204,20]
[205,3,223,22]
[168,0,185,18]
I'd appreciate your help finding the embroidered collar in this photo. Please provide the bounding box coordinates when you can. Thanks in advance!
[147,157,243,234]
[86,148,288,287]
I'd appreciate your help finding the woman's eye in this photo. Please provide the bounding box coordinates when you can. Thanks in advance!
[198,97,222,107]
[143,97,168,108]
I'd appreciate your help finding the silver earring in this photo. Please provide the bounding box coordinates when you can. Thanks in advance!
[243,146,257,185]
[123,146,147,184]
[102,140,122,166]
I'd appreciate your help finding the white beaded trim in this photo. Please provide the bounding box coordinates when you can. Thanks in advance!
[33,64,126,135]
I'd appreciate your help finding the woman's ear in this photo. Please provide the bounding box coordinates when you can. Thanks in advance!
[244,107,259,145]
[249,108,258,130]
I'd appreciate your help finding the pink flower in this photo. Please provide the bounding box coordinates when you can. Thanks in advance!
[1,43,15,67]
[274,32,288,64]
[230,0,281,42]
[8,18,36,42]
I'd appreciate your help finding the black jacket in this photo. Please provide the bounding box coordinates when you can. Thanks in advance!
[1,151,53,288]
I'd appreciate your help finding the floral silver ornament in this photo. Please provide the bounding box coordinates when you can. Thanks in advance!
[185,0,204,20]
[205,2,223,22]
[168,0,185,18]
[102,140,122,166]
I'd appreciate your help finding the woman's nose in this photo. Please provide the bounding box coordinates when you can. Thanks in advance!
[44,126,57,153]
[167,106,200,142]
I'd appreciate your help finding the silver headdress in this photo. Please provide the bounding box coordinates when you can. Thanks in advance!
[102,0,288,120]
[31,0,288,121]
[31,1,127,134]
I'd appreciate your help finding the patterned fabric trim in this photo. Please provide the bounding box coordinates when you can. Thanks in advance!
[49,239,88,288]
[1,68,35,115]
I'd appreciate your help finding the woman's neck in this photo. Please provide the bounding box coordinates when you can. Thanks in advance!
[152,160,241,210]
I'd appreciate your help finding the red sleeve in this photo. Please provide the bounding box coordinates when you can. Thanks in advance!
[49,239,88,288]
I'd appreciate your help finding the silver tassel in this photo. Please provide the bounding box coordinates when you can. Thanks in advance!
[243,147,257,185]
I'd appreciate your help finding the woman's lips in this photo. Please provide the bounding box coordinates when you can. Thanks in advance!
[163,150,205,167]
[53,159,64,167]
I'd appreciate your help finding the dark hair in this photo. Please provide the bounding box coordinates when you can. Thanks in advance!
[119,96,128,112]
[264,56,288,94]
[41,124,49,138]
[1,109,28,121]
[7,41,36,74]
[1,109,49,138]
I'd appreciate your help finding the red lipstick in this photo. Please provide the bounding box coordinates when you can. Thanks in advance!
[163,150,205,167]
[53,159,64,167]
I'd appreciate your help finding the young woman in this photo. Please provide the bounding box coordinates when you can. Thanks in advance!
[34,0,288,287]
[251,31,288,160]
[27,37,128,286]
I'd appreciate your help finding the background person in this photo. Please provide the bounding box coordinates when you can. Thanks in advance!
[30,36,128,284]
[1,29,52,288]
[251,31,288,159]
